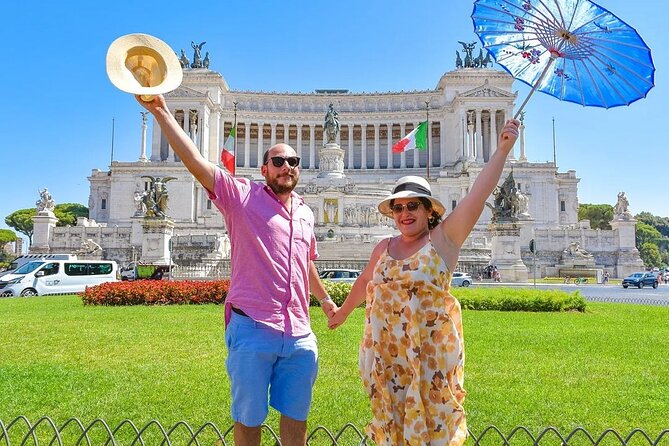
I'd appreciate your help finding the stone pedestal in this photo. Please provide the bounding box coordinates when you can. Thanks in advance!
[317,143,345,179]
[611,217,644,277]
[30,211,59,254]
[489,221,529,283]
[140,218,175,265]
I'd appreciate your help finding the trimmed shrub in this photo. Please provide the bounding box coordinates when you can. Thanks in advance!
[80,280,230,306]
[81,279,586,312]
[454,287,587,312]
[314,281,586,312]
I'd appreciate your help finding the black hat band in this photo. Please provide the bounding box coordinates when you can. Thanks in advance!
[393,182,432,196]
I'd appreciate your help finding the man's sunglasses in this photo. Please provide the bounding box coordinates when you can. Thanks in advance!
[391,201,422,214]
[266,156,300,168]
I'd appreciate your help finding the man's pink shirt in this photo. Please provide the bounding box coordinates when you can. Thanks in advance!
[207,168,318,336]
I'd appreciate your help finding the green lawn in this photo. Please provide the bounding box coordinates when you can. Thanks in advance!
[0,296,667,441]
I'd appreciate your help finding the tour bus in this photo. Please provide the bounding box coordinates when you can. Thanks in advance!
[0,259,118,297]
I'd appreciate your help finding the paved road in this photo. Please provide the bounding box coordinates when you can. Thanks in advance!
[477,282,669,306]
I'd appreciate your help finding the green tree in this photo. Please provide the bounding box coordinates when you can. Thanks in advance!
[636,212,669,237]
[636,222,662,248]
[5,209,36,245]
[639,242,663,269]
[0,228,17,246]
[578,203,614,230]
[54,203,89,227]
[5,204,89,246]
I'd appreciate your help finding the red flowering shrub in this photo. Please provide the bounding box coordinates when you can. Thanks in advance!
[80,280,231,306]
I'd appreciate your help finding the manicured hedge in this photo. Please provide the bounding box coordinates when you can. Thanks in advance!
[454,287,587,312]
[81,279,586,312]
[319,281,587,312]
[80,280,230,305]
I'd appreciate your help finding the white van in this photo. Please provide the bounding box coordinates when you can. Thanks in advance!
[0,254,78,279]
[0,260,118,297]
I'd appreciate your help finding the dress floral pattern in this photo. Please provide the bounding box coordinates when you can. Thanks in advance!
[359,241,467,446]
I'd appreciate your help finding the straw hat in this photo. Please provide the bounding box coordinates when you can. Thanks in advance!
[106,33,183,96]
[378,176,446,217]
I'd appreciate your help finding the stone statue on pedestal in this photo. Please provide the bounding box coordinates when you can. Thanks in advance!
[614,191,632,219]
[562,241,593,260]
[36,188,55,213]
[140,176,177,218]
[77,238,102,255]
[488,171,519,222]
[190,41,206,68]
[178,49,189,68]
[324,103,340,144]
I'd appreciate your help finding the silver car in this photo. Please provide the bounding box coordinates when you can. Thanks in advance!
[451,271,473,287]
[319,269,361,283]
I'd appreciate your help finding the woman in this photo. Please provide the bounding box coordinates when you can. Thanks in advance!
[328,120,520,446]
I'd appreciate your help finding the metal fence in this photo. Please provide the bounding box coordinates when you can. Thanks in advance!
[1,418,668,446]
[171,259,370,281]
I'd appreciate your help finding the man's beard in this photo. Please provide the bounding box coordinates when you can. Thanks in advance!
[267,172,298,195]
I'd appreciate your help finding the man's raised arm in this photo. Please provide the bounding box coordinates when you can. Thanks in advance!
[136,94,216,192]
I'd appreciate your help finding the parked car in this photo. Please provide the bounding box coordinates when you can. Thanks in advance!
[451,272,473,287]
[319,269,361,283]
[622,272,658,289]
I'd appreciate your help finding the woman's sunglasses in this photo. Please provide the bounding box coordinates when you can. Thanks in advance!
[267,156,300,168]
[391,201,422,214]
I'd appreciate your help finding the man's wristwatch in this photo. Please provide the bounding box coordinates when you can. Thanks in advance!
[318,295,332,304]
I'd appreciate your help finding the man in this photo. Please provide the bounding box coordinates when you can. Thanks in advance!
[137,94,337,446]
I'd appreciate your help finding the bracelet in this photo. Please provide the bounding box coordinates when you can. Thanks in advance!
[318,295,332,304]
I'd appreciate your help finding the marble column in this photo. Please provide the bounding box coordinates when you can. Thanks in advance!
[244,122,251,167]
[296,124,303,161]
[348,125,354,169]
[519,121,527,161]
[468,114,475,161]
[373,123,380,169]
[506,109,516,160]
[360,124,367,169]
[482,113,490,162]
[270,123,277,147]
[476,109,484,163]
[490,110,498,158]
[257,122,265,167]
[456,109,467,160]
[428,120,434,168]
[283,123,290,145]
[386,123,393,169]
[139,112,149,162]
[309,124,316,169]
[413,122,420,168]
[400,123,407,168]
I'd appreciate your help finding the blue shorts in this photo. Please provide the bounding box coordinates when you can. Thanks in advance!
[225,311,318,426]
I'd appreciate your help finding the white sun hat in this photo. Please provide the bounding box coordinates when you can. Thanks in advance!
[378,176,446,217]
[106,33,183,98]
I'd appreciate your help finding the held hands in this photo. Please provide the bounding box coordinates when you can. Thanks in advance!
[327,308,347,330]
[320,298,338,319]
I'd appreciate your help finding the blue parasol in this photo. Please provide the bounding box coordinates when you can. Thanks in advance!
[471,0,655,118]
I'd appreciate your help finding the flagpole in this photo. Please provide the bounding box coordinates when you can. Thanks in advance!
[425,100,430,179]
[233,101,238,173]
[110,117,115,166]
[552,116,557,175]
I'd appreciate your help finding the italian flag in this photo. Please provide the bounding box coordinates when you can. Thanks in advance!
[392,120,428,153]
[220,125,236,175]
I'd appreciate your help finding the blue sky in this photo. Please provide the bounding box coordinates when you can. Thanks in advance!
[0,0,665,244]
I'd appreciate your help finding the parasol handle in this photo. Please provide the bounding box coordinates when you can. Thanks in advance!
[514,54,558,120]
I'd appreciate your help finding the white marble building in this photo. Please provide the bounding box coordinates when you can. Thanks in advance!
[35,56,643,278]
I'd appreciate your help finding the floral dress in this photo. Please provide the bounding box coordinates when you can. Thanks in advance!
[359,240,467,446]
